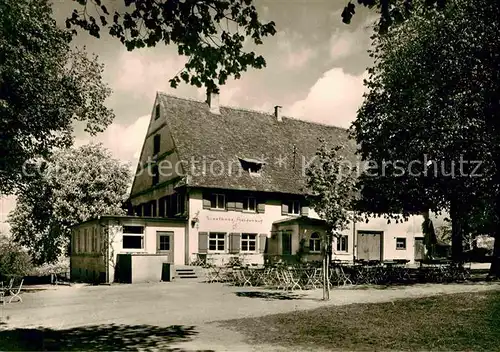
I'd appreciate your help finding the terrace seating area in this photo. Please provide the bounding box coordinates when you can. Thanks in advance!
[191,254,473,290]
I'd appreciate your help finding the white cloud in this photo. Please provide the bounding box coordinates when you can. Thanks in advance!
[275,31,317,70]
[329,15,377,62]
[286,47,318,69]
[111,50,188,99]
[285,67,368,128]
[75,114,150,167]
[329,29,356,61]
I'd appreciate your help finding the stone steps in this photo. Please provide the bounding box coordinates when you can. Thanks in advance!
[175,266,200,279]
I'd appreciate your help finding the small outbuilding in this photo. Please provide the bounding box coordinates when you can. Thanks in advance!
[70,215,186,284]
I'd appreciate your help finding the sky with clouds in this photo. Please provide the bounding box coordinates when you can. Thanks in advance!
[52,0,377,167]
[1,0,377,229]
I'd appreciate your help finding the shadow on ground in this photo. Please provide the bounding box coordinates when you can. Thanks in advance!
[235,291,305,300]
[0,323,214,351]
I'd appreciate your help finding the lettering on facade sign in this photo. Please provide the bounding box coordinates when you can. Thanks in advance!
[205,215,264,230]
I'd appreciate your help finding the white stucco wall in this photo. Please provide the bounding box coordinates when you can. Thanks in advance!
[188,190,296,264]
[306,209,425,263]
[72,219,186,283]
[188,190,427,264]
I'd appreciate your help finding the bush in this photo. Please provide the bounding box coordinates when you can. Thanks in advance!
[0,236,33,280]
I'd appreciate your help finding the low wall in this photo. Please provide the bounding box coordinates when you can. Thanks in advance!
[115,254,172,283]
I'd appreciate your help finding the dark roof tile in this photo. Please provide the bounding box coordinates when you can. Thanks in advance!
[158,93,357,195]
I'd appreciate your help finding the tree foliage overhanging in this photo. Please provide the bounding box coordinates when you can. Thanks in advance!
[8,144,132,265]
[353,0,499,214]
[341,0,448,33]
[352,0,500,263]
[67,0,277,93]
[0,0,114,194]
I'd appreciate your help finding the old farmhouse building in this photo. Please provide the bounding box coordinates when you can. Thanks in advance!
[70,92,427,283]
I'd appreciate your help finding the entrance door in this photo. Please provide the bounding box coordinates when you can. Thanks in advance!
[357,231,382,261]
[281,231,292,255]
[157,231,174,263]
[414,237,425,261]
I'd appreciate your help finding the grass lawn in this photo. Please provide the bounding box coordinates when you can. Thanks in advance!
[220,290,500,351]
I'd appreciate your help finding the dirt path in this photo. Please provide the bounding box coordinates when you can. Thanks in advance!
[1,281,499,351]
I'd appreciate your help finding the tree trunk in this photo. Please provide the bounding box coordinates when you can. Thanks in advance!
[325,249,330,301]
[322,252,327,300]
[450,200,464,263]
[322,233,332,301]
[490,233,500,279]
[489,191,500,278]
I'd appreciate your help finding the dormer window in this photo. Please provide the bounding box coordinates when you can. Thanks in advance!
[238,157,265,176]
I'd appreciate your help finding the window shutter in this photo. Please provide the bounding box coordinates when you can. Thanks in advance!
[300,206,309,217]
[198,232,208,253]
[257,201,265,213]
[281,203,288,215]
[259,234,267,253]
[235,201,244,211]
[202,193,211,209]
[345,236,349,252]
[229,233,240,254]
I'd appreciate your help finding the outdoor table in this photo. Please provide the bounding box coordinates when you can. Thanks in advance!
[248,267,264,285]
[211,266,225,282]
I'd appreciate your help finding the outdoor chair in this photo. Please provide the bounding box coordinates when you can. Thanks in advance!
[191,253,207,266]
[288,270,302,290]
[311,267,324,289]
[232,269,251,287]
[332,265,353,286]
[8,278,24,303]
[274,269,287,290]
[0,278,13,305]
[301,268,317,289]
[204,267,217,283]
[1,278,23,304]
[261,268,275,287]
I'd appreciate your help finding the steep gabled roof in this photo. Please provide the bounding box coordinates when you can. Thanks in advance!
[158,93,358,195]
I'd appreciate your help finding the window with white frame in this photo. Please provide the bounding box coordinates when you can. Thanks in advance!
[284,200,300,215]
[309,232,321,252]
[122,226,145,249]
[209,233,226,251]
[241,233,257,252]
[210,193,225,209]
[336,235,348,252]
[396,237,407,250]
[158,232,172,251]
[243,197,256,212]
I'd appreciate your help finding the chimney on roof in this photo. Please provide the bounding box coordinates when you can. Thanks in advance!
[274,105,283,122]
[207,89,220,114]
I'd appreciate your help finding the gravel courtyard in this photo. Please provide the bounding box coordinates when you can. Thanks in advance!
[1,281,499,351]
